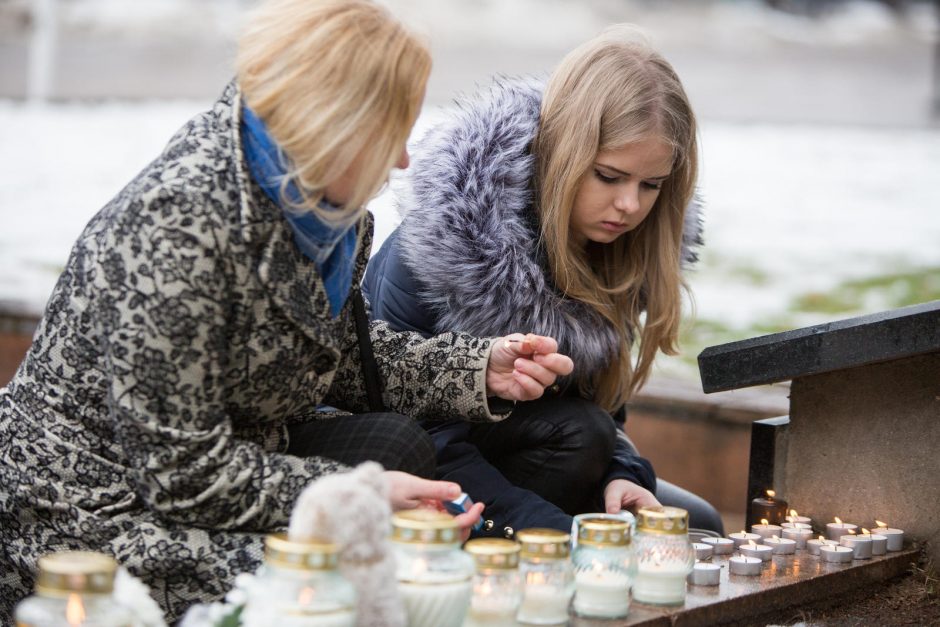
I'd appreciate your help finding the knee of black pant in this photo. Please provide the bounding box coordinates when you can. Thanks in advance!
[547,397,617,482]
[368,413,436,479]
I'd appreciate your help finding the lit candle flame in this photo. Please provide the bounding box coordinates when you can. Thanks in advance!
[847,529,856,535]
[790,509,799,517]
[818,535,826,542]
[772,535,781,541]
[766,489,776,498]
[297,586,316,605]
[761,518,769,525]
[739,530,746,535]
[876,520,887,528]
[748,539,757,547]
[528,571,547,585]
[66,593,86,626]
[834,517,842,524]
[862,528,870,535]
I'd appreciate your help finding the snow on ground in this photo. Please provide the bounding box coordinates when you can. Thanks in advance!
[1,100,938,335]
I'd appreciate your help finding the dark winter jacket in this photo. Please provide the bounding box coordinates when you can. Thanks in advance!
[363,78,704,534]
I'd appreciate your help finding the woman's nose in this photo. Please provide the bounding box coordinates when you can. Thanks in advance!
[614,184,640,214]
[395,147,410,170]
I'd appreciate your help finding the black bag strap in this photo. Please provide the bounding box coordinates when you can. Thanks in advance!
[352,288,385,413]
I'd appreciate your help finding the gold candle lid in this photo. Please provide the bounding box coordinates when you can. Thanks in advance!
[636,506,689,535]
[265,533,339,571]
[35,551,117,597]
[391,509,461,545]
[515,528,571,560]
[577,516,632,547]
[464,538,521,570]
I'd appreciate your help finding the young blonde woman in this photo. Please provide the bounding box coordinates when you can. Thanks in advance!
[0,0,573,620]
[364,26,724,537]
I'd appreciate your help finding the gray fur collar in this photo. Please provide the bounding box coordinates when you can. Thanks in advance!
[397,77,703,379]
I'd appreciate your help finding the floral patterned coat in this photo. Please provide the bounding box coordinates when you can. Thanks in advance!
[0,83,499,622]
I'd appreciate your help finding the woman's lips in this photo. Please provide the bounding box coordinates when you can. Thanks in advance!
[601,221,629,233]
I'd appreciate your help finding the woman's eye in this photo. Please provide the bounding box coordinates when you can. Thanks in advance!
[643,181,664,190]
[594,170,618,183]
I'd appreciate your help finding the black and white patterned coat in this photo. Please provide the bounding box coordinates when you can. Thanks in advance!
[0,83,500,621]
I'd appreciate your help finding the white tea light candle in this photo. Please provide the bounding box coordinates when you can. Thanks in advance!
[728,555,761,576]
[785,509,812,527]
[819,545,853,563]
[702,537,734,555]
[739,541,773,562]
[729,531,761,548]
[840,534,872,560]
[781,527,812,549]
[751,519,783,540]
[864,530,887,556]
[764,536,796,555]
[874,521,904,551]
[687,563,720,586]
[807,536,837,556]
[693,543,714,560]
[826,517,858,541]
[781,522,812,530]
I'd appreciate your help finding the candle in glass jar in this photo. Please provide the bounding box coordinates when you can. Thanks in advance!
[739,540,773,562]
[751,518,783,540]
[819,545,853,563]
[873,521,904,551]
[573,568,630,618]
[807,536,837,556]
[826,517,858,541]
[749,489,788,526]
[729,531,761,548]
[764,535,796,555]
[398,578,472,627]
[517,578,570,625]
[633,564,689,605]
[782,527,813,549]
[701,537,734,555]
[728,555,761,576]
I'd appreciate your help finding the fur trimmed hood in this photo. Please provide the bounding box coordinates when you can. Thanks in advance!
[396,77,704,379]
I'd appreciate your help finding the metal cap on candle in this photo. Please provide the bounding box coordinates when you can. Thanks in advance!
[576,516,632,547]
[636,506,689,535]
[35,551,117,597]
[464,538,521,570]
[391,509,461,545]
[264,533,339,571]
[515,528,571,561]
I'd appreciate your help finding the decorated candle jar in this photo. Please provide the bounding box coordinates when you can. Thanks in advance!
[571,514,637,619]
[391,509,474,627]
[463,538,523,627]
[242,534,357,627]
[632,506,695,606]
[14,551,134,627]
[515,528,574,625]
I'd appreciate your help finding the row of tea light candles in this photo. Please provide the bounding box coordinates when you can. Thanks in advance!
[688,513,906,584]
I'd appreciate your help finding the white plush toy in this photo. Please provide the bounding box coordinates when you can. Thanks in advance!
[288,462,405,627]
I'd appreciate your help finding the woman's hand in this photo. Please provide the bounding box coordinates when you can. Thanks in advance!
[486,333,574,401]
[603,479,661,514]
[383,471,485,540]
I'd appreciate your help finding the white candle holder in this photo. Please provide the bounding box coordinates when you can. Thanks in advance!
[819,545,853,563]
[729,532,761,548]
[764,536,796,555]
[463,539,522,627]
[687,563,720,586]
[739,542,773,562]
[701,537,734,555]
[516,528,573,625]
[571,515,636,620]
[781,527,812,549]
[632,507,695,606]
[840,535,872,560]
[728,555,761,576]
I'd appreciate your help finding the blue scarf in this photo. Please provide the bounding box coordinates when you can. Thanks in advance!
[241,104,357,317]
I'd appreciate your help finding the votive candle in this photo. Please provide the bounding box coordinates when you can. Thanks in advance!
[701,537,734,555]
[866,531,888,556]
[840,534,872,560]
[826,518,858,541]
[728,555,761,576]
[873,522,904,551]
[693,543,714,561]
[764,536,796,555]
[729,531,761,548]
[785,510,812,527]
[739,541,773,562]
[806,536,837,556]
[751,519,783,540]
[819,545,853,563]
[781,527,813,549]
[687,563,720,586]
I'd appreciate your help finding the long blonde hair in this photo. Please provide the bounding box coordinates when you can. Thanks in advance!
[236,0,431,223]
[532,26,698,410]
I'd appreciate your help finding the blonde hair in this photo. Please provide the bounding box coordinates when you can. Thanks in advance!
[532,25,698,410]
[236,0,431,222]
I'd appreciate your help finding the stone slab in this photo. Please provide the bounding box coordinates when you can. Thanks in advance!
[572,546,918,627]
[697,300,940,393]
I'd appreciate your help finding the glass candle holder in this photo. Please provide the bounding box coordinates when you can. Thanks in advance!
[463,538,522,627]
[515,528,573,625]
[571,515,636,619]
[632,506,695,606]
[242,533,356,627]
[14,551,134,627]
[391,509,474,627]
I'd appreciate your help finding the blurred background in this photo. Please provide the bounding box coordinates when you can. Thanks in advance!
[1,0,938,529]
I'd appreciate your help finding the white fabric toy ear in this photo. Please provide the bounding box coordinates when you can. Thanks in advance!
[289,462,405,627]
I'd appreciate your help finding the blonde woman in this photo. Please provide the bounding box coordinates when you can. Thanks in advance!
[0,0,573,620]
[365,26,723,537]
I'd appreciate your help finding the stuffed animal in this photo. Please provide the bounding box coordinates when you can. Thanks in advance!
[289,462,405,627]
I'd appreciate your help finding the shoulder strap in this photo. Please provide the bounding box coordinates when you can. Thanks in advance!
[352,288,385,413]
